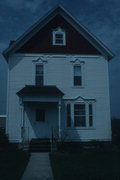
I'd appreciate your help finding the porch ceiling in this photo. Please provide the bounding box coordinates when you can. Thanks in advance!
[16,85,64,100]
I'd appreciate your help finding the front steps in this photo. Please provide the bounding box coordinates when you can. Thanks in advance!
[29,138,57,152]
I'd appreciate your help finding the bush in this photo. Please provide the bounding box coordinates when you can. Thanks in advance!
[57,141,83,152]
[112,118,120,146]
[0,128,9,148]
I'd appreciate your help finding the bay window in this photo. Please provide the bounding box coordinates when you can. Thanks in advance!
[66,102,94,128]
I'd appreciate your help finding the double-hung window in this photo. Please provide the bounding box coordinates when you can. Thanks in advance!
[66,102,94,128]
[35,64,43,86]
[66,104,71,127]
[74,65,82,86]
[74,104,86,127]
[89,104,93,127]
[74,103,94,127]
[53,27,66,46]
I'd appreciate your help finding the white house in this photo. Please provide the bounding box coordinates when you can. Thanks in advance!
[3,5,114,144]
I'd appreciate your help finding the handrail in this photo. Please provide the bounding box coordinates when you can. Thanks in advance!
[51,127,58,152]
[22,126,29,150]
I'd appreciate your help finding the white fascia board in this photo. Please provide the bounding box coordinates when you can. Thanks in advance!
[11,53,102,59]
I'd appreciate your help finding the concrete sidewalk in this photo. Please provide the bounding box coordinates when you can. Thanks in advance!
[21,153,54,180]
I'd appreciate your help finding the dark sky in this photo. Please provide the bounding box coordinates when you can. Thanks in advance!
[0,0,120,118]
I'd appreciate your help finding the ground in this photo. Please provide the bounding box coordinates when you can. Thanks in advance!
[50,147,120,180]
[0,144,30,180]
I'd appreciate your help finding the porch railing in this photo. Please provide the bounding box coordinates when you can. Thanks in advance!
[50,127,58,152]
[22,126,29,150]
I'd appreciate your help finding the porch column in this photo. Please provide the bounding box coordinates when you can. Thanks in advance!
[20,101,25,142]
[58,99,61,140]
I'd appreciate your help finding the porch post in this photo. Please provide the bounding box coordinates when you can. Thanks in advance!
[20,101,25,142]
[58,99,61,140]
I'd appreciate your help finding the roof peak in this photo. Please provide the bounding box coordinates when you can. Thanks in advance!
[3,5,114,60]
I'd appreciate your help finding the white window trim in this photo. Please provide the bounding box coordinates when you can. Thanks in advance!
[72,61,85,88]
[35,63,44,86]
[65,101,95,129]
[52,27,66,46]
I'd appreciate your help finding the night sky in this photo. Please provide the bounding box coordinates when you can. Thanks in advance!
[0,0,120,118]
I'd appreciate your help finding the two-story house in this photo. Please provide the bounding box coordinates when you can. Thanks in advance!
[3,5,114,144]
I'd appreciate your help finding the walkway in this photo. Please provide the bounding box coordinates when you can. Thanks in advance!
[21,152,54,180]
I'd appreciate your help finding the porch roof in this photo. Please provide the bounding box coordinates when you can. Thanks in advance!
[16,85,64,97]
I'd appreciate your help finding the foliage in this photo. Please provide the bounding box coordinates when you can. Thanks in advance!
[111,118,120,145]
[57,141,83,152]
[50,150,120,180]
[0,128,9,148]
[0,144,30,180]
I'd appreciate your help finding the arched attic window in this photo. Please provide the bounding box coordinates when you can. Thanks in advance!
[52,27,66,46]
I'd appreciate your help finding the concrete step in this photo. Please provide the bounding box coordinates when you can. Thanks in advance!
[29,138,52,152]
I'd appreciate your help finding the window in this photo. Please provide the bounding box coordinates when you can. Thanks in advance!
[36,109,45,122]
[74,104,86,127]
[66,104,71,127]
[73,103,94,128]
[74,65,82,86]
[53,27,66,46]
[55,33,64,44]
[35,64,43,85]
[89,104,93,127]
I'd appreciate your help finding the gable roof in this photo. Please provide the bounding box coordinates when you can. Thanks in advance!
[3,5,114,60]
[16,85,64,97]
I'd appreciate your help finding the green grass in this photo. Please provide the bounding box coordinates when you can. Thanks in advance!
[50,149,120,180]
[0,144,30,180]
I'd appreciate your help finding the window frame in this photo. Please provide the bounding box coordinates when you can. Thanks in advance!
[65,101,95,129]
[73,102,94,128]
[66,103,71,127]
[52,27,66,46]
[74,104,86,127]
[73,65,82,86]
[88,103,93,127]
[36,108,45,122]
[35,64,44,86]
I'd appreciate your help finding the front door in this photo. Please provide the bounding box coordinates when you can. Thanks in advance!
[35,108,50,138]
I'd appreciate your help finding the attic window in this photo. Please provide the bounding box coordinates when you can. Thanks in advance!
[52,27,66,46]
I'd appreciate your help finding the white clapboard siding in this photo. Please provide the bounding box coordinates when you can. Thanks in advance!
[7,54,111,142]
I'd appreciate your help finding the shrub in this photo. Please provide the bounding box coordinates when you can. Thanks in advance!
[111,118,120,146]
[57,141,83,152]
[0,128,9,148]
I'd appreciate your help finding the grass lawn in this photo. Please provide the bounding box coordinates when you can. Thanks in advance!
[0,144,30,180]
[50,149,120,180]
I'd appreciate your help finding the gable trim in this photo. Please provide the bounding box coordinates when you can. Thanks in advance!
[3,5,114,61]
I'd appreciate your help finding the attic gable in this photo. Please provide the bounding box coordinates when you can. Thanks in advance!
[16,15,101,55]
[3,5,114,60]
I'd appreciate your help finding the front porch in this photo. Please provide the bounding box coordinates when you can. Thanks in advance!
[16,85,64,149]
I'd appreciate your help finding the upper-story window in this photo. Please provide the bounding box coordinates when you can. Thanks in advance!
[35,64,44,86]
[52,27,66,46]
[74,65,82,86]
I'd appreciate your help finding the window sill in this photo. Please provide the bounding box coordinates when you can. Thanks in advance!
[52,43,66,46]
[72,86,84,89]
[65,127,96,130]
